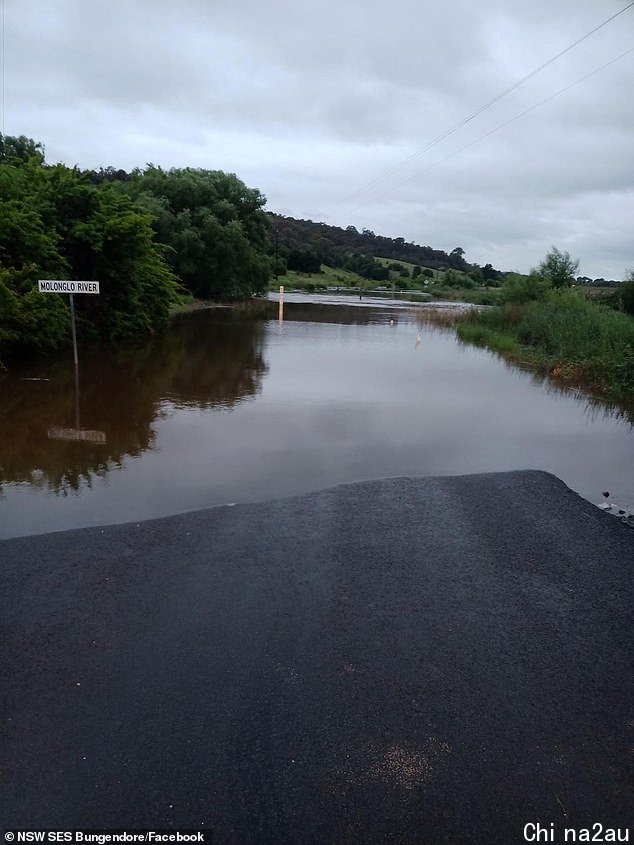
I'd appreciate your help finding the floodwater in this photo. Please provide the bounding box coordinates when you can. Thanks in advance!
[1,294,632,539]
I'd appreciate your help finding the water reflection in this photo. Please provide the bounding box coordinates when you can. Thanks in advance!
[258,295,408,326]
[156,310,267,408]
[0,310,267,494]
[1,297,632,537]
[531,371,634,427]
[451,336,634,427]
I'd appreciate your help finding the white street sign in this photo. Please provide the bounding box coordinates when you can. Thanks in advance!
[38,280,100,294]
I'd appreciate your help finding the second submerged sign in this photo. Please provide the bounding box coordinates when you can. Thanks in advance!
[38,280,100,294]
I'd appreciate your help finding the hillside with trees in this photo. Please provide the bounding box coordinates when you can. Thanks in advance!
[268,214,504,285]
[270,214,467,269]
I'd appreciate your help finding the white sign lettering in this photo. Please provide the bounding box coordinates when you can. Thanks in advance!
[38,280,100,294]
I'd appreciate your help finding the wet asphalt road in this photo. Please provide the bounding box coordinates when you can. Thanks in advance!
[1,471,632,843]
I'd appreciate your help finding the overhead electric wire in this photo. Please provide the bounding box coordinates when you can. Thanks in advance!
[2,0,4,137]
[348,46,634,211]
[333,1,634,211]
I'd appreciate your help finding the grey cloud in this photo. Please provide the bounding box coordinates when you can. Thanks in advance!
[3,0,633,277]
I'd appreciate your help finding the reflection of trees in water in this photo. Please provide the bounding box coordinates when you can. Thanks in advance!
[0,311,268,493]
[267,300,406,326]
[0,364,133,495]
[491,354,634,427]
[414,306,467,331]
[247,295,418,326]
[537,374,634,428]
[413,306,634,426]
[454,337,634,428]
[157,309,267,408]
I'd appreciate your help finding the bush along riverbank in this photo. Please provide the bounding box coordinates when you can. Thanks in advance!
[0,134,272,369]
[457,289,634,403]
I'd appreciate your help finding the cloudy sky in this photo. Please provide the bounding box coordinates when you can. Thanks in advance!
[3,0,633,277]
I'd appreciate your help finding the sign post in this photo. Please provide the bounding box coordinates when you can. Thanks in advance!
[69,293,79,368]
[38,280,105,445]
[38,280,100,371]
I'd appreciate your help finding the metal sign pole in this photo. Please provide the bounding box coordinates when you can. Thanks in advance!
[69,292,79,368]
[68,293,81,430]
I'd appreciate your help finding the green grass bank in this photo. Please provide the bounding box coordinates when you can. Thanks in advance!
[457,291,634,402]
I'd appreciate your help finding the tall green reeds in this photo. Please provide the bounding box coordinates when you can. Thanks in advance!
[457,290,634,400]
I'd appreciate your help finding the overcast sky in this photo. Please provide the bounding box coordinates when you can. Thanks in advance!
[4,0,633,277]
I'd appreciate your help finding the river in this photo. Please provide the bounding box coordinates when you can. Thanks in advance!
[1,293,632,539]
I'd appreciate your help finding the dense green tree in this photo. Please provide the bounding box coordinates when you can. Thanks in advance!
[502,272,550,304]
[481,263,501,284]
[0,135,181,363]
[126,167,271,299]
[74,186,181,340]
[343,253,389,281]
[449,247,467,269]
[536,247,579,289]
[0,155,74,357]
[287,249,321,273]
[468,265,484,285]
[443,269,474,289]
[0,199,67,279]
[0,135,45,165]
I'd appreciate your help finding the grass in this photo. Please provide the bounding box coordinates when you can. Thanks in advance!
[271,265,369,291]
[271,262,503,306]
[428,286,503,306]
[457,290,634,402]
[458,323,519,354]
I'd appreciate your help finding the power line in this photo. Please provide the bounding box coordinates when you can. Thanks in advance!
[2,0,5,137]
[333,2,634,211]
[350,46,634,211]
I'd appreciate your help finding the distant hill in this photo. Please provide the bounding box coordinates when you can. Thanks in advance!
[268,214,470,272]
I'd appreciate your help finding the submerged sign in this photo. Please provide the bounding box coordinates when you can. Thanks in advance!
[38,280,100,294]
[48,426,107,444]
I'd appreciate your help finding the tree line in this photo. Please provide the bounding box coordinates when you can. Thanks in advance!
[0,135,272,365]
[270,214,500,274]
[270,214,504,286]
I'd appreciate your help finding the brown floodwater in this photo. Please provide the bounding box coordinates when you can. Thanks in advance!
[0,294,632,539]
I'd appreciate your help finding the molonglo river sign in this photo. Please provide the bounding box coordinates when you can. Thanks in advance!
[38,280,100,294]
[38,279,100,364]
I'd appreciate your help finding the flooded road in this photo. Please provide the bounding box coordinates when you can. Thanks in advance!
[1,295,632,538]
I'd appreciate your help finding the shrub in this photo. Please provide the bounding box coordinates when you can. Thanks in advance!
[618,277,634,316]
[502,273,549,304]
[458,270,634,400]
[535,246,579,289]
[516,290,634,362]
